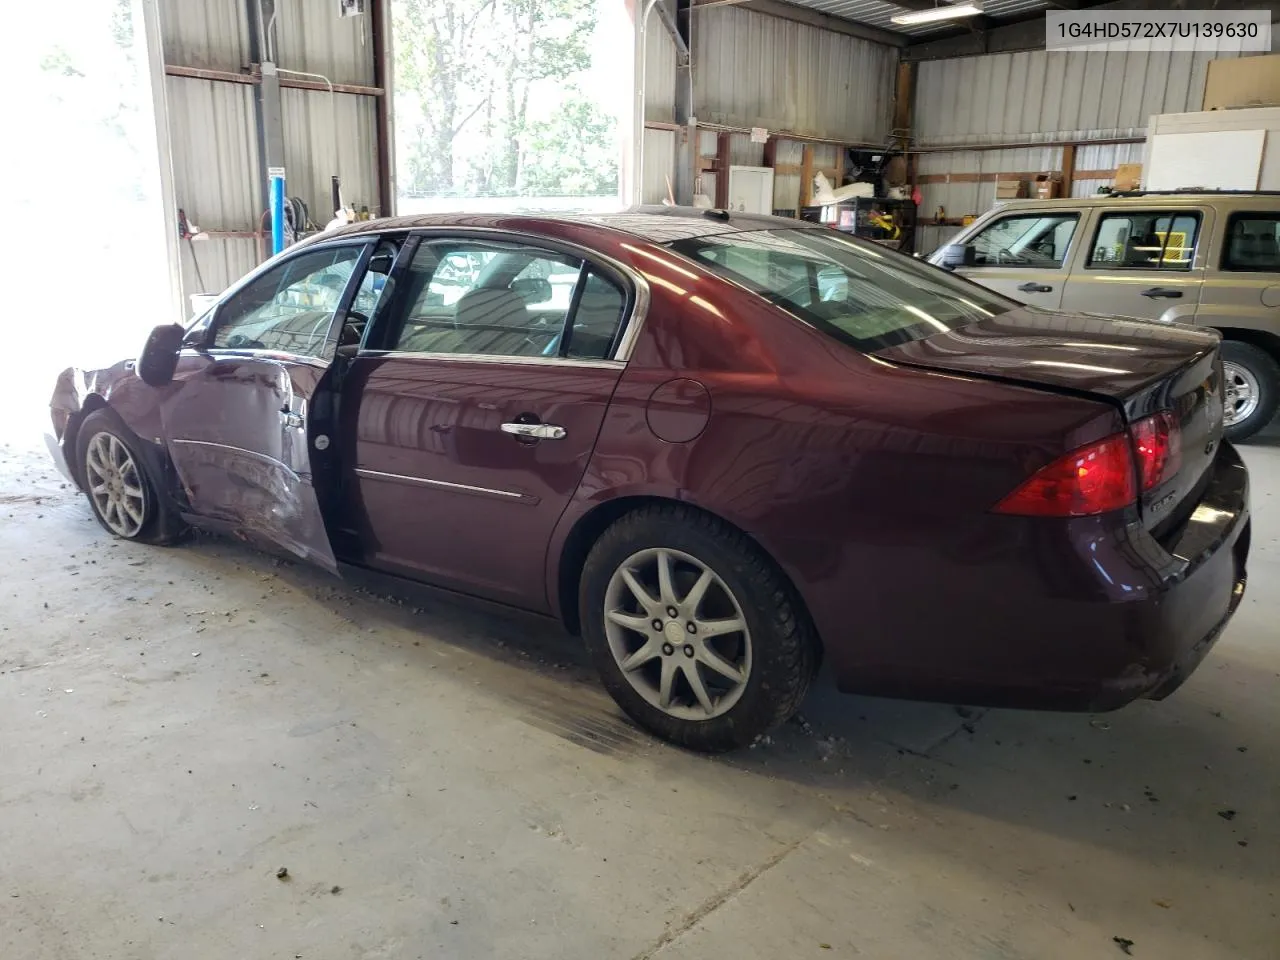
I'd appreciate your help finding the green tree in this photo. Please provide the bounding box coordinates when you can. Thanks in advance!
[521,93,618,196]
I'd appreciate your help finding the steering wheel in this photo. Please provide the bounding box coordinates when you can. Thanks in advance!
[225,333,264,349]
[995,248,1016,265]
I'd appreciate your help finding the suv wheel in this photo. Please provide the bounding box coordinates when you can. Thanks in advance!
[1221,341,1280,443]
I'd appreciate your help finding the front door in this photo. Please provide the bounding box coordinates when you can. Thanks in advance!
[161,239,376,572]
[953,210,1082,309]
[337,234,632,609]
[1060,207,1211,322]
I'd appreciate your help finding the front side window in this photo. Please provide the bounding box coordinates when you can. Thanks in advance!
[212,244,365,356]
[1087,211,1200,270]
[386,240,626,359]
[967,213,1079,268]
[670,228,1014,353]
[1222,212,1280,272]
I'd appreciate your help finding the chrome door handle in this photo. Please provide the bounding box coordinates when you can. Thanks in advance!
[501,422,566,440]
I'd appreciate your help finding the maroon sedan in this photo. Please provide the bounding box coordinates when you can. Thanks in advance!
[47,208,1250,751]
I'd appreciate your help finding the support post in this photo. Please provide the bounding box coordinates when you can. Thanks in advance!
[370,0,395,216]
[800,144,814,208]
[714,132,731,209]
[1061,143,1077,199]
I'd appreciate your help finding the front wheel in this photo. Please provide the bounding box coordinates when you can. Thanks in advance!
[580,505,820,752]
[76,409,185,545]
[1221,341,1280,443]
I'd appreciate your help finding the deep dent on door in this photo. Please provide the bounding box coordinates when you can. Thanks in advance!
[49,357,338,574]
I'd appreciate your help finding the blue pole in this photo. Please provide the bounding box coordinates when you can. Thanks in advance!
[270,172,286,255]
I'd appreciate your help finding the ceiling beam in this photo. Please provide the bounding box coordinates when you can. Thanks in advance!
[906,0,1280,59]
[689,0,909,46]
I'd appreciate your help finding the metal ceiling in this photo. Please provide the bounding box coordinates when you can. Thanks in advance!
[765,0,1052,38]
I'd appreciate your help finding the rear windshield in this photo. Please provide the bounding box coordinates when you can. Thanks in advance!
[668,228,1015,352]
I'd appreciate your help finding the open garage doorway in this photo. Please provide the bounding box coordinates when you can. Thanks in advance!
[3,0,172,449]
[391,0,629,215]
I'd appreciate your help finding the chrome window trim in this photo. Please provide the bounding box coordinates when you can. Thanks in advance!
[354,349,623,370]
[199,348,331,370]
[369,225,651,363]
[354,467,531,502]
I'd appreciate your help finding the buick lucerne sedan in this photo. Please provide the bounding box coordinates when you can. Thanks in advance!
[47,208,1251,751]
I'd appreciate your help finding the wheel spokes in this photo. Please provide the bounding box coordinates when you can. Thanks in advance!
[620,567,658,612]
[620,638,662,672]
[656,549,676,606]
[658,657,677,708]
[694,617,746,639]
[682,662,715,715]
[697,645,745,683]
[606,609,652,634]
[681,569,714,616]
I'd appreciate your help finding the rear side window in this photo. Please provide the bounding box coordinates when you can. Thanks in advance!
[967,213,1079,267]
[670,228,1013,353]
[383,240,626,360]
[1222,213,1280,272]
[1087,211,1200,270]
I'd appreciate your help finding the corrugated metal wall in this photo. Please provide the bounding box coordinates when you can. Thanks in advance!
[912,44,1274,253]
[645,23,677,125]
[159,0,379,300]
[692,6,894,143]
[915,46,1254,147]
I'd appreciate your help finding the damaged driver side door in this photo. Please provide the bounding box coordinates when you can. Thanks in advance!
[159,239,378,572]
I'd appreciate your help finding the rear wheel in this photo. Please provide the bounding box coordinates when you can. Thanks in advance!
[76,409,185,545]
[1221,341,1280,443]
[580,504,819,752]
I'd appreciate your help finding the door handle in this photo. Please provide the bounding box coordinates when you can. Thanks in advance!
[1017,282,1054,294]
[501,422,566,440]
[1141,287,1184,299]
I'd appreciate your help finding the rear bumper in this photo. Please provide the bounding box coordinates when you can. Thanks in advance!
[819,443,1250,711]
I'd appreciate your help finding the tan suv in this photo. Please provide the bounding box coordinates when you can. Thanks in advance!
[929,192,1280,441]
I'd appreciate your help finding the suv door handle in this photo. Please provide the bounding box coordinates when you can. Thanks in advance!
[501,422,566,440]
[1017,282,1054,294]
[1141,287,1184,299]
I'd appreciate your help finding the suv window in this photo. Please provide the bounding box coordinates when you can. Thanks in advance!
[967,213,1079,267]
[387,240,626,360]
[1088,211,1200,270]
[1223,213,1280,272]
[212,244,365,355]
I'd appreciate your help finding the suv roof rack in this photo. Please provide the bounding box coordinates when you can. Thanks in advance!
[1106,189,1280,197]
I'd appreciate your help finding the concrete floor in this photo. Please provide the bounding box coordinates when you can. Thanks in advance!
[1,428,1277,960]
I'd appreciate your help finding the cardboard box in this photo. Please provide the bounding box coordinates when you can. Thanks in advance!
[1034,174,1062,199]
[1204,54,1280,110]
[995,179,1027,199]
[1114,163,1142,192]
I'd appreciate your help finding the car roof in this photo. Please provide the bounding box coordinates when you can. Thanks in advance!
[992,191,1280,211]
[314,206,821,246]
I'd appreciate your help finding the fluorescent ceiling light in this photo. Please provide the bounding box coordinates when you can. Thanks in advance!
[891,2,984,25]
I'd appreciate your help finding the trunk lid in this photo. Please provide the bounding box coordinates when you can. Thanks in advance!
[874,307,1225,534]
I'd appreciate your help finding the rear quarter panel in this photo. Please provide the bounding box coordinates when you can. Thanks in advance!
[545,242,1127,685]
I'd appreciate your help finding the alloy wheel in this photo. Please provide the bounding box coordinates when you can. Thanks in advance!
[603,547,752,721]
[84,431,147,538]
[1222,360,1260,427]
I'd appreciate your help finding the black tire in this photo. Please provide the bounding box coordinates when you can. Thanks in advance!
[579,504,820,752]
[75,408,186,545]
[1221,340,1280,443]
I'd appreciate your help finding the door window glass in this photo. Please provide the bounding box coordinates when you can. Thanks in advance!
[213,245,364,355]
[388,241,625,360]
[1087,212,1200,270]
[966,214,1079,267]
[1222,213,1280,271]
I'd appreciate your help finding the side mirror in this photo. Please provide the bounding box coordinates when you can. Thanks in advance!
[939,243,976,270]
[136,323,185,387]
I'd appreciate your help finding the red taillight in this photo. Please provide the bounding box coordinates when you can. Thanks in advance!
[1131,410,1181,492]
[994,435,1137,517]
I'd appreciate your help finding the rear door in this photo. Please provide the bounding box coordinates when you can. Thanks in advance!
[951,209,1082,308]
[336,233,634,609]
[160,239,376,572]
[1060,206,1211,322]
